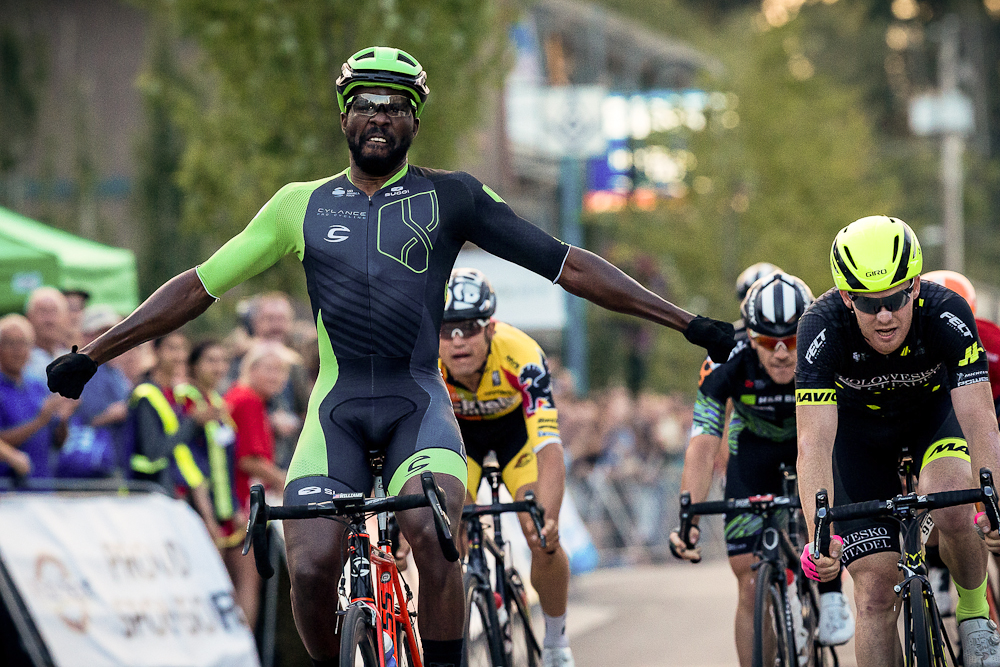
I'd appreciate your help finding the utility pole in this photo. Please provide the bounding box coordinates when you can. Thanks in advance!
[939,15,965,272]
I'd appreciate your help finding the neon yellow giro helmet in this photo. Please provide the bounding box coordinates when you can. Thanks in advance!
[336,46,429,118]
[830,215,922,293]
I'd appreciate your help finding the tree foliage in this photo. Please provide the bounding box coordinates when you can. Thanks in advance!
[586,0,902,394]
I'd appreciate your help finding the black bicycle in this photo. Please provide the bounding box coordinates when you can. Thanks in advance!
[244,455,459,667]
[812,463,1000,667]
[461,457,546,667]
[679,465,837,667]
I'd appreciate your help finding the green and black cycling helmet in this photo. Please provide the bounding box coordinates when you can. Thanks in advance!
[740,272,814,338]
[830,215,922,293]
[443,268,497,322]
[336,46,430,118]
[735,262,782,302]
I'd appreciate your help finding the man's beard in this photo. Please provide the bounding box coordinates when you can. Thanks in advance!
[347,130,413,177]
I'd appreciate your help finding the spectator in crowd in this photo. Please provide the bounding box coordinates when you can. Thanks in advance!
[174,340,258,626]
[225,340,296,512]
[113,341,155,388]
[232,292,311,468]
[125,332,219,538]
[61,288,90,348]
[23,287,71,382]
[0,437,31,479]
[0,314,76,480]
[55,306,131,479]
[224,340,297,631]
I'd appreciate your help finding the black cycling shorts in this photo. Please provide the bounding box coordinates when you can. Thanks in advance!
[284,357,467,506]
[723,432,797,557]
[832,398,966,567]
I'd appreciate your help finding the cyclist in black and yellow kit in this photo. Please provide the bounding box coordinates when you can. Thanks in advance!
[438,268,574,667]
[670,272,854,666]
[798,216,1000,667]
[45,46,736,666]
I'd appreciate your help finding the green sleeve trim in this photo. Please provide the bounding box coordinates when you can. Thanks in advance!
[387,449,467,497]
[285,309,339,484]
[482,184,505,203]
[197,179,328,296]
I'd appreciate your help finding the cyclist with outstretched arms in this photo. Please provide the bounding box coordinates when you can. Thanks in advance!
[45,47,735,667]
[438,268,574,666]
[670,272,854,666]
[796,215,1000,667]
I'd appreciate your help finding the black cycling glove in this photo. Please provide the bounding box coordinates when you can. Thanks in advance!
[46,346,98,399]
[683,315,736,364]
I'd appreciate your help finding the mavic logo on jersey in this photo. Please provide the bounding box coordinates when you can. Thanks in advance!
[928,441,969,458]
[899,346,910,357]
[518,362,553,416]
[514,452,533,468]
[325,225,351,242]
[941,311,974,338]
[805,328,826,364]
[958,342,984,367]
[331,186,358,197]
[795,389,837,405]
[407,455,431,473]
[385,185,410,197]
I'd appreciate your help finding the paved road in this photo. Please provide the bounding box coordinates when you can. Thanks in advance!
[558,559,859,667]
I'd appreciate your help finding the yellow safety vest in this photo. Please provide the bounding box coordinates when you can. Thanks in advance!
[174,383,235,520]
[130,383,205,489]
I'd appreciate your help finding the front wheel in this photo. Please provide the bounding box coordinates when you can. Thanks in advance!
[340,604,380,667]
[463,572,505,667]
[752,561,796,667]
[904,578,937,667]
[506,569,540,667]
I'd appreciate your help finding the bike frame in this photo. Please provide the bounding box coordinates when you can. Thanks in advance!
[463,459,545,662]
[343,516,422,667]
[680,464,836,667]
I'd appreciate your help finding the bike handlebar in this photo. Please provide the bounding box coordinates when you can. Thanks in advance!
[678,492,799,564]
[462,491,548,550]
[811,467,1000,558]
[242,471,460,579]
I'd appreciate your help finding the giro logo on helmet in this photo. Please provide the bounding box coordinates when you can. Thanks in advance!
[866,269,887,277]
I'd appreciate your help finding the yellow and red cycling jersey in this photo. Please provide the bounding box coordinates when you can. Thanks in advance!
[439,321,560,495]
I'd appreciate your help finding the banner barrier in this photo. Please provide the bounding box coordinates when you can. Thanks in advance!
[0,493,259,667]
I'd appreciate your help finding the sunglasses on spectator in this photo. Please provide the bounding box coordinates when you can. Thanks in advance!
[749,331,796,351]
[348,93,415,118]
[440,319,490,340]
[847,280,915,315]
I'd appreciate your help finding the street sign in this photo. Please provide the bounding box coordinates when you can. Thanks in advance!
[909,92,974,136]
[506,85,609,158]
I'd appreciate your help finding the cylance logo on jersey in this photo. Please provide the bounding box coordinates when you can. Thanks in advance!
[940,311,974,338]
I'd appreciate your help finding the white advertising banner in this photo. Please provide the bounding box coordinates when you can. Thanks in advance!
[0,493,259,667]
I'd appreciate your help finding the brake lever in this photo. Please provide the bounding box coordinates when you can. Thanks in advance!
[980,468,1000,532]
[523,491,547,550]
[421,472,460,562]
[813,489,831,558]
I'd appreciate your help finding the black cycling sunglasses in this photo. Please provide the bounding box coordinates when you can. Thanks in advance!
[440,319,490,340]
[847,280,915,315]
[347,93,415,118]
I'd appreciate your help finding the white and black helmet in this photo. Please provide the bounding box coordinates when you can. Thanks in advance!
[443,268,497,322]
[735,262,782,301]
[740,272,814,338]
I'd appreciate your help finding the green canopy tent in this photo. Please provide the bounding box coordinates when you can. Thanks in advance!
[0,206,139,315]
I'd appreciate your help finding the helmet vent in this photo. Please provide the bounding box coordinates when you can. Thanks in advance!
[842,246,857,269]
[355,50,376,60]
[397,53,416,66]
[892,236,900,263]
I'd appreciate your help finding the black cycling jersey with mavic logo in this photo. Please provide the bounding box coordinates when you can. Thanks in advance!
[692,344,796,446]
[795,282,989,419]
[196,163,570,495]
